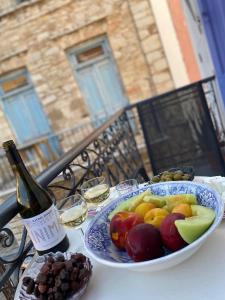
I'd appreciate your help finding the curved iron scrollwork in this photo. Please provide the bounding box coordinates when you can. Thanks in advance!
[0,228,14,248]
[0,228,28,265]
[45,110,148,203]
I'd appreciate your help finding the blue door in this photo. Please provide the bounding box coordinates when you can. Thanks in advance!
[0,70,61,160]
[0,70,52,144]
[3,88,52,143]
[198,0,225,105]
[69,38,127,126]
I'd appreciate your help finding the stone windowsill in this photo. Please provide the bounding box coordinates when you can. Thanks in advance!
[0,0,41,18]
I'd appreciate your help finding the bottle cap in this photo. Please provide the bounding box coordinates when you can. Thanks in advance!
[2,140,16,151]
[2,140,22,167]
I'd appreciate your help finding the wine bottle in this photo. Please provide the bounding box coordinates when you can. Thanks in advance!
[3,140,69,255]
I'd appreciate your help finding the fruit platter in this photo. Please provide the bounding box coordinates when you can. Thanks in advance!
[84,181,224,272]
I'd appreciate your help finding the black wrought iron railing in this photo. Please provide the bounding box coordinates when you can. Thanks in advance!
[0,120,94,197]
[0,76,224,298]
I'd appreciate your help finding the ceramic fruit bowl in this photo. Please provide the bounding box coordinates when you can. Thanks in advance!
[84,181,224,272]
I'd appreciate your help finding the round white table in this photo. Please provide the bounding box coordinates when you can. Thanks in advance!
[68,221,225,300]
[15,179,225,300]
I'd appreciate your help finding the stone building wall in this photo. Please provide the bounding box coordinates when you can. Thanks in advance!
[0,0,174,145]
[0,0,16,12]
[0,0,175,248]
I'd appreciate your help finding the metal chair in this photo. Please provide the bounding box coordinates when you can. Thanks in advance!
[136,79,225,176]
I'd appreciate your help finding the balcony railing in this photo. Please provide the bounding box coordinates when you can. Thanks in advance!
[0,121,94,199]
[0,76,224,298]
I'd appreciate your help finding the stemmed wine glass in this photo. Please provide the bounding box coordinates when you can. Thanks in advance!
[115,179,138,196]
[58,194,88,236]
[81,176,110,213]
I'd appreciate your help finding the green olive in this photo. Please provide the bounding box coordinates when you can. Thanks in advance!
[152,176,160,183]
[182,174,190,180]
[174,170,183,176]
[162,171,170,176]
[165,178,172,181]
[173,174,183,180]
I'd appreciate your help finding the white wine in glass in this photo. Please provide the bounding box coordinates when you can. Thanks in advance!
[58,194,88,229]
[82,176,110,205]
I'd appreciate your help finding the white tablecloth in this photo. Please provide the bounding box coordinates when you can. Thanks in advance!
[15,179,225,300]
[68,221,225,300]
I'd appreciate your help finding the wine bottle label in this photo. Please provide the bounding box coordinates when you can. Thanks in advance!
[22,205,66,251]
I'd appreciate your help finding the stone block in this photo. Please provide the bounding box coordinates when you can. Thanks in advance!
[148,23,157,35]
[156,80,174,93]
[152,58,168,72]
[153,71,171,84]
[36,84,49,93]
[45,47,60,56]
[139,29,149,40]
[142,35,161,53]
[48,108,64,122]
[130,1,150,14]
[43,94,57,105]
[146,50,163,64]
[133,9,151,21]
[135,16,155,29]
[37,31,49,42]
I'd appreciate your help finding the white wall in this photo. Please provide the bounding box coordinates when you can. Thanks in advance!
[150,0,189,88]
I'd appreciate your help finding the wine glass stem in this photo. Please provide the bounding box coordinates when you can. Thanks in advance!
[80,227,84,236]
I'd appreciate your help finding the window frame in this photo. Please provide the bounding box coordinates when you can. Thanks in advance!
[0,69,33,99]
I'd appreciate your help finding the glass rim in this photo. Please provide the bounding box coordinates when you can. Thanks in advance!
[81,176,106,189]
[58,201,87,213]
[115,179,138,191]
[57,193,85,209]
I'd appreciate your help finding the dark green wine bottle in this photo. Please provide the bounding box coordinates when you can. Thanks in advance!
[3,140,69,255]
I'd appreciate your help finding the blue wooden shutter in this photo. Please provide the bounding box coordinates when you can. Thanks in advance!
[94,59,127,113]
[3,88,52,143]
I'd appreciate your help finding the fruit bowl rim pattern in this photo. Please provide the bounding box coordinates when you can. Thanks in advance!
[84,181,224,271]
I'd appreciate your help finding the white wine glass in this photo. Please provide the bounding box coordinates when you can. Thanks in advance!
[115,179,138,196]
[58,194,88,236]
[81,176,110,213]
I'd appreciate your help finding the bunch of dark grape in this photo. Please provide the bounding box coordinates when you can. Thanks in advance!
[22,253,92,300]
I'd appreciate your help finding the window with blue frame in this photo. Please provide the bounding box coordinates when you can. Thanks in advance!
[68,37,128,127]
[0,69,53,144]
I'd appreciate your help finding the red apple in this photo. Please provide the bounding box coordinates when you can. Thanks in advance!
[160,213,187,252]
[125,223,164,262]
[110,212,143,249]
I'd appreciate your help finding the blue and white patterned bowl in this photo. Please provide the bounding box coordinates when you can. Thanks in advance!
[84,181,224,272]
